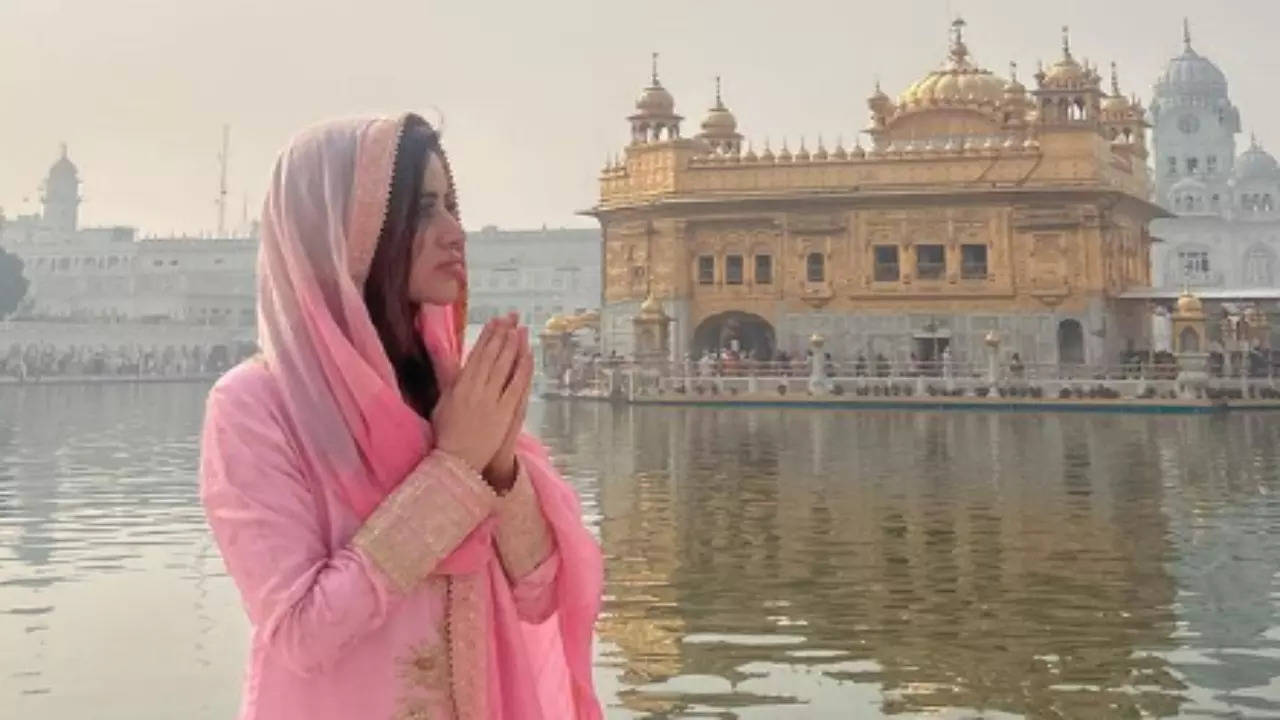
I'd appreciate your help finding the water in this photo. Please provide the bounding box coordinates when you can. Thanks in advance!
[2,384,1279,719]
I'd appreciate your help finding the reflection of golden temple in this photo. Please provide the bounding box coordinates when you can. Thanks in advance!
[572,406,1182,717]
[588,20,1165,370]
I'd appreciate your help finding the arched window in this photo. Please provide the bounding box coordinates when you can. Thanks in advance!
[806,252,825,283]
[1179,327,1200,353]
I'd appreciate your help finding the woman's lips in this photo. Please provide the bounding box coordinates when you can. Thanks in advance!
[437,260,465,279]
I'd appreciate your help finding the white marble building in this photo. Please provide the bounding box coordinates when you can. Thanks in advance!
[1147,24,1280,298]
[464,226,601,330]
[1,149,602,368]
[1,148,258,370]
[2,147,258,327]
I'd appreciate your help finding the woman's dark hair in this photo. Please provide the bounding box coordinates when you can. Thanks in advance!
[364,114,459,418]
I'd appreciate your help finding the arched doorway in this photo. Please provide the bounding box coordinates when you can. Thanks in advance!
[1178,327,1201,353]
[1057,319,1085,365]
[692,311,776,360]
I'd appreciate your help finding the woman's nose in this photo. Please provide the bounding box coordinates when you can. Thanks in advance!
[439,212,465,249]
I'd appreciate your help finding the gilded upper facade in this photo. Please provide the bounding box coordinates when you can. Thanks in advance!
[588,20,1166,366]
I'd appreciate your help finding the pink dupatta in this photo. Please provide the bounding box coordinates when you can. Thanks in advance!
[256,114,603,719]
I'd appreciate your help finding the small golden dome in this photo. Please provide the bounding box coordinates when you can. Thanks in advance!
[699,76,738,137]
[701,107,736,134]
[1043,58,1087,87]
[638,294,665,318]
[1176,290,1204,316]
[809,333,826,347]
[636,85,675,116]
[544,315,570,333]
[1040,28,1095,90]
[634,54,676,116]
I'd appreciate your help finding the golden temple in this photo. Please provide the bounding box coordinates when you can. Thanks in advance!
[586,20,1167,367]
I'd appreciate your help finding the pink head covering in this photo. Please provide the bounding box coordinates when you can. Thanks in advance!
[256,114,603,719]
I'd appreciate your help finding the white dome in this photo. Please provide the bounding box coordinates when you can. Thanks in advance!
[1236,142,1280,181]
[1155,47,1227,98]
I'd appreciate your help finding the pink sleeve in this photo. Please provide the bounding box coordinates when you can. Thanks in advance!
[199,379,495,677]
[495,461,561,623]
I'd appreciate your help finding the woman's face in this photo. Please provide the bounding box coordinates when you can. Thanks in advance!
[407,152,465,306]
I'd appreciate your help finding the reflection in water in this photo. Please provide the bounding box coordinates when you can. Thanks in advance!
[1,386,1278,718]
[534,402,1280,719]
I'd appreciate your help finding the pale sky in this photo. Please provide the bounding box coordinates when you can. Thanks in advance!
[3,0,1279,236]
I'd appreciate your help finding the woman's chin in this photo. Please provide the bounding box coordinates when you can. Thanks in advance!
[412,278,462,307]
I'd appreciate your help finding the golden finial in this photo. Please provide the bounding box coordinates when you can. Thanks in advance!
[714,75,723,108]
[650,51,660,86]
[949,17,969,64]
[1110,61,1120,95]
[1009,61,1018,82]
[1061,25,1071,59]
[1183,17,1192,51]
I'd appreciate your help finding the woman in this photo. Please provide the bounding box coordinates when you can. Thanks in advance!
[199,113,603,719]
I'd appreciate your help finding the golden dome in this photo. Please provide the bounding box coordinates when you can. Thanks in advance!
[1039,28,1098,90]
[1043,57,1087,87]
[638,294,666,318]
[1101,62,1131,114]
[699,77,738,136]
[701,107,736,134]
[1176,291,1204,316]
[636,84,675,116]
[634,54,676,116]
[898,20,1007,108]
[544,315,570,333]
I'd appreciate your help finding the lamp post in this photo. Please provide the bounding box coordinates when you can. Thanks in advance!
[808,333,829,395]
[984,330,1001,396]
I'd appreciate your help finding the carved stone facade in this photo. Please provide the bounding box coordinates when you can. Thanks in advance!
[589,20,1164,367]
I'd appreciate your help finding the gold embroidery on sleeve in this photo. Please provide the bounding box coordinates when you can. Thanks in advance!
[495,467,556,580]
[353,452,497,593]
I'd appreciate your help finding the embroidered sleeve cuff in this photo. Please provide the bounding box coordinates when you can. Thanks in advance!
[353,450,498,594]
[494,462,556,581]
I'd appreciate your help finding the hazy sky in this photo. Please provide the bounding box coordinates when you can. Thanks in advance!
[3,0,1279,236]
